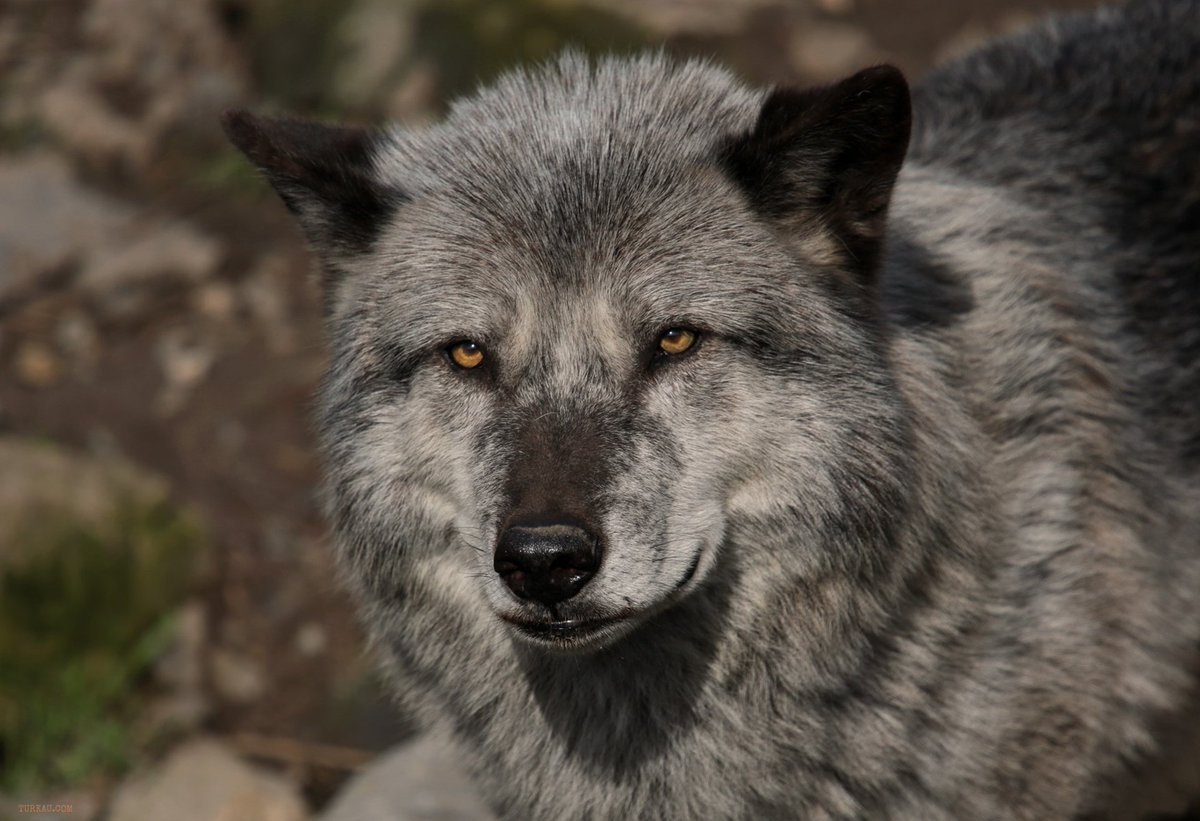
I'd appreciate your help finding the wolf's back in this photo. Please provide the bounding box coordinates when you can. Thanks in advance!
[911,0,1200,179]
[911,0,1200,468]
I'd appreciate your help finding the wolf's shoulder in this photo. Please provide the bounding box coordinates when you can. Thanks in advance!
[906,0,1200,467]
[909,0,1200,171]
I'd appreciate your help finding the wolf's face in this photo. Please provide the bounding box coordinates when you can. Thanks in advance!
[226,55,912,654]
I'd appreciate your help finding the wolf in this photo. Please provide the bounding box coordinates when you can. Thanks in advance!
[224,0,1200,817]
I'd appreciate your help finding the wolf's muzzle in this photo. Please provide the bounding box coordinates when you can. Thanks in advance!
[493,517,601,606]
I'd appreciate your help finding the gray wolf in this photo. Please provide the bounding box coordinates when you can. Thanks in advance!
[224,1,1200,817]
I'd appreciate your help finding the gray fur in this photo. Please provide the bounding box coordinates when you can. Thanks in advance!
[225,2,1200,817]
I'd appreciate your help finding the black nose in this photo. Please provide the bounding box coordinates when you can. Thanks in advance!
[494,518,600,606]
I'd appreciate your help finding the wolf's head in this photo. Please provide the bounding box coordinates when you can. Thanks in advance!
[226,54,912,655]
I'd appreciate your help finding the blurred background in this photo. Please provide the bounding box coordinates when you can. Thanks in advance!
[0,0,1102,818]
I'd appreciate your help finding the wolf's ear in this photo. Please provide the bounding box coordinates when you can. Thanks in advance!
[221,110,405,260]
[721,65,911,279]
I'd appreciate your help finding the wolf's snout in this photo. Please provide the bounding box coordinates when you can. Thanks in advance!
[494,518,600,606]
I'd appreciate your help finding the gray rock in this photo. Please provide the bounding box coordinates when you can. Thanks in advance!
[293,622,328,657]
[81,221,222,321]
[55,310,101,364]
[0,153,132,304]
[240,254,300,355]
[108,739,309,821]
[0,436,170,563]
[6,0,245,168]
[154,600,207,691]
[0,153,223,320]
[211,648,268,705]
[144,600,212,734]
[153,328,217,416]
[321,732,495,821]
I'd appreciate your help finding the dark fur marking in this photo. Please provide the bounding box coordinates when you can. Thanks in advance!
[719,65,912,279]
[499,403,617,544]
[222,110,407,257]
[517,542,738,781]
[879,233,975,329]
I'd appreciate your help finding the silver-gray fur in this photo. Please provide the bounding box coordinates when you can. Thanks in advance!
[224,1,1200,817]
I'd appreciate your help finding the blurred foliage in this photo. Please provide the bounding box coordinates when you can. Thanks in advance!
[411,0,649,108]
[188,142,272,201]
[0,118,47,155]
[0,500,203,792]
[222,0,648,118]
[195,0,652,201]
[224,0,361,117]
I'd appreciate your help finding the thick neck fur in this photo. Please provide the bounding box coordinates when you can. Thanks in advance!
[310,11,1200,814]
[363,249,999,819]
[354,159,1200,820]
[224,6,1200,815]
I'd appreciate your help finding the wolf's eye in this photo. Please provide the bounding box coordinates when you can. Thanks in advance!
[448,341,485,369]
[658,328,697,356]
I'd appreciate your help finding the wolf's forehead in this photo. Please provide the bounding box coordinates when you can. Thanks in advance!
[372,54,762,202]
[503,282,632,374]
[364,142,802,363]
[369,163,759,337]
[373,242,668,352]
[361,56,787,357]
[366,197,793,377]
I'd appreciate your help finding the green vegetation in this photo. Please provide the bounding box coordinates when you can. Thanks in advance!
[231,0,648,118]
[234,0,364,117]
[0,500,203,792]
[412,0,649,108]
[0,117,49,155]
[189,142,272,201]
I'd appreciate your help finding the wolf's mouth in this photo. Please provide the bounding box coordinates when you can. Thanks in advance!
[499,544,709,650]
[503,614,630,648]
[674,549,703,592]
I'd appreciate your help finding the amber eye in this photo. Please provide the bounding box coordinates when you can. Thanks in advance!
[448,341,485,369]
[658,328,697,356]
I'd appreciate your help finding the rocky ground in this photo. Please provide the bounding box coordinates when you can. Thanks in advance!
[0,0,1100,817]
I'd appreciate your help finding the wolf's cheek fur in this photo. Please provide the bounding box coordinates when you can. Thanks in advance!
[593,344,778,605]
[324,365,506,607]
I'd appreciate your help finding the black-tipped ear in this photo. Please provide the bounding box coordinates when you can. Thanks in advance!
[221,110,405,258]
[721,65,911,278]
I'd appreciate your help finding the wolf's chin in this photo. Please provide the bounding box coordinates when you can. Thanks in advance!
[498,542,711,653]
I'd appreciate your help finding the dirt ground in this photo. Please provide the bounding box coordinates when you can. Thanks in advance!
[0,0,1102,810]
